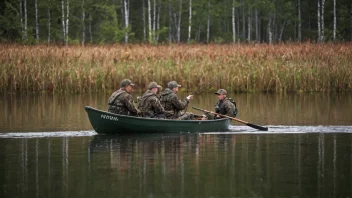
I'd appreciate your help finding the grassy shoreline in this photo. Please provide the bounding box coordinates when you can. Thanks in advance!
[1,43,352,93]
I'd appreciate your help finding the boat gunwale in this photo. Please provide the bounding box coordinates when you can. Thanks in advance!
[85,106,230,123]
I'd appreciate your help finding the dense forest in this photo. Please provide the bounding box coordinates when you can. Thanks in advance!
[0,0,351,44]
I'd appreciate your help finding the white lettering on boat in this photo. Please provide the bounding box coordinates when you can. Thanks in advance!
[101,114,119,121]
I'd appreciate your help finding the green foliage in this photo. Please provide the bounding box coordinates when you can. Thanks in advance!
[0,0,351,43]
[0,1,21,41]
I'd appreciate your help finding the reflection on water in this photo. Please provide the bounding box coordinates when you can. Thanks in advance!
[1,133,352,197]
[1,92,352,132]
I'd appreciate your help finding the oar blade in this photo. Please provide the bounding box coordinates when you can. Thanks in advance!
[246,123,268,131]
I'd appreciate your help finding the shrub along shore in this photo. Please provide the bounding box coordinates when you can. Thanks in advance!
[1,43,352,93]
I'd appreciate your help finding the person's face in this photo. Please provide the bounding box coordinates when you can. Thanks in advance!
[217,94,225,100]
[152,87,158,94]
[173,87,179,93]
[125,85,133,93]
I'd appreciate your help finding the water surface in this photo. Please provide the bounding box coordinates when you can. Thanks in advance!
[1,92,352,197]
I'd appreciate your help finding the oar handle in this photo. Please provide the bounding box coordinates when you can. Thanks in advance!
[192,107,268,131]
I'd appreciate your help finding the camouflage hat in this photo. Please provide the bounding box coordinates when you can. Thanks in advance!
[168,81,181,89]
[148,82,162,89]
[215,89,227,95]
[120,79,135,88]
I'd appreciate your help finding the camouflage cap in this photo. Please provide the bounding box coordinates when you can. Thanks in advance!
[120,79,135,88]
[168,81,181,89]
[148,82,162,89]
[215,89,227,95]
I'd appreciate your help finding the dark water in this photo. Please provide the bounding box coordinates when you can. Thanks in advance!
[1,92,352,197]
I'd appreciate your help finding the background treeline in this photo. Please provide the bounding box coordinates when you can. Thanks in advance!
[0,0,351,44]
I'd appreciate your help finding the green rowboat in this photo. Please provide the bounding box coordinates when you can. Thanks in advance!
[85,106,231,134]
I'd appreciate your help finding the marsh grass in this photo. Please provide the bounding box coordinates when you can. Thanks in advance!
[1,43,352,93]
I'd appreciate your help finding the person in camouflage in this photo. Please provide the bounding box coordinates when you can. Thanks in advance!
[138,82,165,118]
[108,79,139,116]
[160,81,194,120]
[206,89,237,119]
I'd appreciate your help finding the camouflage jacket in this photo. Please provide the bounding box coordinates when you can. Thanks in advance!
[138,90,165,118]
[215,98,237,117]
[160,88,189,119]
[108,88,138,116]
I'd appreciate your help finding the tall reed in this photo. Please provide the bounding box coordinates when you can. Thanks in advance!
[1,43,351,93]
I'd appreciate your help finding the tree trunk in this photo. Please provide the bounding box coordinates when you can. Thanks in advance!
[241,0,245,40]
[177,0,183,43]
[168,0,172,42]
[153,0,156,41]
[61,0,65,43]
[321,0,325,42]
[255,8,259,42]
[48,6,51,43]
[206,0,210,43]
[232,0,236,43]
[188,0,192,43]
[148,0,152,42]
[333,0,336,41]
[247,6,251,41]
[142,0,146,42]
[35,0,39,43]
[124,0,129,44]
[89,14,92,43]
[24,0,27,39]
[297,0,301,41]
[268,15,272,44]
[317,0,321,42]
[19,0,23,40]
[156,0,161,42]
[66,0,69,45]
[81,0,85,46]
[278,21,286,42]
[236,8,240,43]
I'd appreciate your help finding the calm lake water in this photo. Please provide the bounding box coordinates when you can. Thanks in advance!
[1,92,352,197]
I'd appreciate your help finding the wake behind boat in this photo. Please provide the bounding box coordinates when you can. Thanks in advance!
[85,106,230,134]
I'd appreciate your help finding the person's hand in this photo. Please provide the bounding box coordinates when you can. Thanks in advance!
[137,109,142,117]
[186,95,193,100]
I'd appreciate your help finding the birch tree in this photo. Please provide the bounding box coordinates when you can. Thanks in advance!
[321,0,325,42]
[24,0,27,39]
[156,0,161,42]
[142,0,146,42]
[317,0,321,42]
[333,0,336,41]
[35,0,39,43]
[255,7,259,42]
[188,0,192,42]
[19,0,23,39]
[247,6,251,41]
[123,0,129,43]
[81,0,85,45]
[61,0,70,45]
[268,15,272,44]
[48,4,51,43]
[177,0,183,43]
[232,0,236,42]
[66,0,69,45]
[206,0,210,43]
[168,0,173,42]
[148,0,152,42]
[153,0,156,40]
[297,0,301,41]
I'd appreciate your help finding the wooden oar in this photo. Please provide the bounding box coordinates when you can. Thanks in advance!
[192,107,268,131]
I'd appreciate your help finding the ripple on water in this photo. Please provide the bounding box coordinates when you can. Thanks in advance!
[0,130,98,138]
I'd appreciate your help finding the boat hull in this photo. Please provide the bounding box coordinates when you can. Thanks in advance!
[85,106,230,134]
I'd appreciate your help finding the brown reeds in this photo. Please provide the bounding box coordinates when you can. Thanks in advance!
[1,43,351,93]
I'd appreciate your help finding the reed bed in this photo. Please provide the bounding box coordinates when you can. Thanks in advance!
[1,43,352,93]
